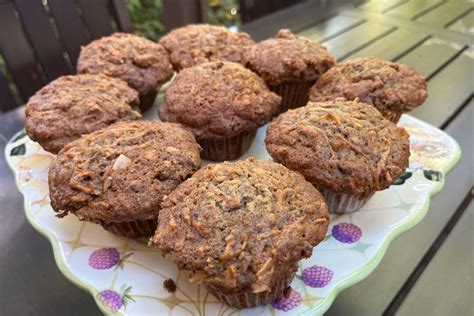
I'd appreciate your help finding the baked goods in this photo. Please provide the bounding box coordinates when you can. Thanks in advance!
[309,57,427,122]
[77,32,174,111]
[151,158,329,308]
[159,24,255,71]
[159,61,280,161]
[49,120,201,237]
[265,99,410,213]
[25,74,141,154]
[244,29,336,114]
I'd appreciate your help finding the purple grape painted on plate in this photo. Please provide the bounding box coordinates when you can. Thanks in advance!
[98,290,123,312]
[271,289,302,312]
[332,223,362,244]
[302,265,333,287]
[89,247,120,269]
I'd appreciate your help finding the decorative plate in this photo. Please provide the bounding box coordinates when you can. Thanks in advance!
[5,114,460,315]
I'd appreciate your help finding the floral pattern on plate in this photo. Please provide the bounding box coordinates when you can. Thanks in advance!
[6,114,460,315]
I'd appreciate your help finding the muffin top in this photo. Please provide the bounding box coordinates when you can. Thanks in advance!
[159,62,281,139]
[265,99,410,195]
[49,120,201,222]
[244,29,336,85]
[25,74,141,154]
[77,32,174,97]
[309,57,427,115]
[159,24,255,70]
[152,158,329,294]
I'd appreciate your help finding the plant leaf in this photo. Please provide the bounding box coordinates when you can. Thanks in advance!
[10,144,26,156]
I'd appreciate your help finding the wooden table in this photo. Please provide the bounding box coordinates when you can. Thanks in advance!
[0,0,472,315]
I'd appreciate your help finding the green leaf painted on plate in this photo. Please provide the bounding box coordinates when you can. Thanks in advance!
[11,129,27,143]
[350,242,372,253]
[393,171,412,185]
[10,143,25,156]
[423,169,442,182]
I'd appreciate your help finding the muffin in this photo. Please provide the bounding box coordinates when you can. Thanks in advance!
[159,61,280,161]
[159,24,255,71]
[151,158,329,308]
[49,120,201,237]
[25,74,141,154]
[309,57,427,122]
[265,99,410,214]
[77,32,174,111]
[244,29,336,114]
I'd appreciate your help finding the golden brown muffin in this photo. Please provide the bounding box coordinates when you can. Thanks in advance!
[159,61,280,161]
[159,24,255,70]
[77,32,174,111]
[309,57,427,122]
[244,29,336,114]
[25,74,140,154]
[265,99,410,213]
[49,120,201,237]
[152,158,329,308]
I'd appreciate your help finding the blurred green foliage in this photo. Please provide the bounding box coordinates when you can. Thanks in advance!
[207,0,240,27]
[126,0,165,41]
[127,0,240,41]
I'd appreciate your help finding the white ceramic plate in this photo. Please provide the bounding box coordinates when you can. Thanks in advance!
[6,114,460,315]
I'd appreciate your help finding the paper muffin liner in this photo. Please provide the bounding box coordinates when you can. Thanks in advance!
[100,219,157,238]
[317,186,374,214]
[383,110,403,123]
[138,90,158,112]
[199,129,257,161]
[271,82,314,115]
[204,266,297,308]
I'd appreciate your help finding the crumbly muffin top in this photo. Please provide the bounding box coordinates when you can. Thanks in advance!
[49,120,201,222]
[25,74,141,154]
[77,32,174,96]
[265,99,410,194]
[159,62,281,139]
[159,24,255,71]
[244,29,336,85]
[152,158,329,294]
[309,57,427,115]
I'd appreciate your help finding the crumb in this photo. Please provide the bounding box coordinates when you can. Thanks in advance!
[163,278,176,293]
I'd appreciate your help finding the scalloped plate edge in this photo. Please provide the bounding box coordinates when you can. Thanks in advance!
[5,114,461,316]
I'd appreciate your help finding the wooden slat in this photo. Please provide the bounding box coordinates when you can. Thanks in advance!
[297,15,365,42]
[0,2,45,101]
[397,113,474,315]
[239,0,303,23]
[410,51,473,127]
[321,22,395,60]
[48,0,91,67]
[349,28,428,61]
[357,0,408,13]
[13,0,72,80]
[241,0,357,41]
[76,0,114,39]
[0,71,18,112]
[447,9,474,35]
[162,0,205,31]
[340,5,472,46]
[111,0,133,32]
[396,38,462,78]
[387,0,445,19]
[327,102,473,316]
[397,200,473,315]
[416,1,472,27]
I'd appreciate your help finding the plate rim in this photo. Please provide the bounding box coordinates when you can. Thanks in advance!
[5,114,462,316]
